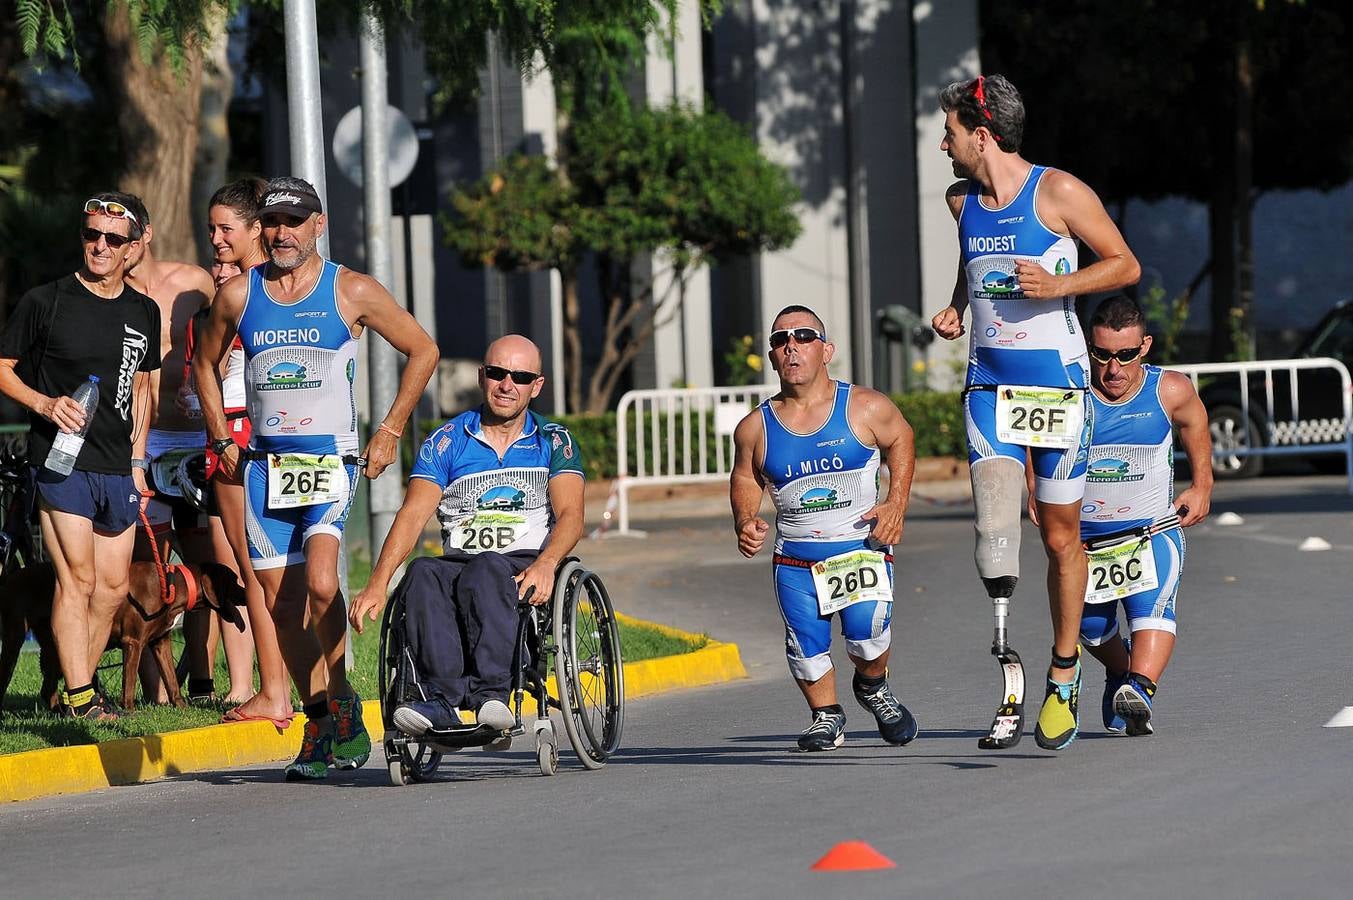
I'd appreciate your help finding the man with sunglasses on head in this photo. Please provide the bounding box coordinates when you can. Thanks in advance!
[194,176,438,780]
[348,335,585,743]
[932,74,1141,751]
[0,193,160,720]
[1030,295,1210,738]
[730,306,918,752]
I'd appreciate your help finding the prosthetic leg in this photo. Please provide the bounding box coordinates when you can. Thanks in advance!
[970,457,1026,750]
[978,575,1024,749]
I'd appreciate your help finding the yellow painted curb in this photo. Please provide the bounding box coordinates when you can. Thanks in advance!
[1,618,744,804]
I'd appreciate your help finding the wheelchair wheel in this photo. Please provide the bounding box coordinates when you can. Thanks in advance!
[552,559,624,769]
[378,591,443,785]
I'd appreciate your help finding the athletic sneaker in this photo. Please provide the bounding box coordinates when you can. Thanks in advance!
[476,698,515,732]
[64,697,119,722]
[330,693,371,769]
[853,677,919,746]
[1102,671,1127,733]
[1034,651,1082,751]
[393,697,459,737]
[1113,676,1155,737]
[283,718,334,781]
[797,707,847,752]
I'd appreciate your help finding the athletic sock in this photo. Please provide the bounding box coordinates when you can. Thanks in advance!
[1051,649,1079,669]
[811,704,844,716]
[1128,673,1158,697]
[303,699,330,722]
[63,684,96,715]
[187,677,215,697]
[853,671,886,692]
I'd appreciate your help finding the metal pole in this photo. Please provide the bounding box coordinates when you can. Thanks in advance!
[839,0,872,386]
[359,10,404,558]
[282,0,330,258]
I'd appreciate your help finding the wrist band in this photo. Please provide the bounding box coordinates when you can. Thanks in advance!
[377,422,402,439]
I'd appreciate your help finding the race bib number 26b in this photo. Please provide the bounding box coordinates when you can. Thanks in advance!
[451,512,527,553]
[266,454,347,509]
[811,549,892,616]
[995,385,1084,449]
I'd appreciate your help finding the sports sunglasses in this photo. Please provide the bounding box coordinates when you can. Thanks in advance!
[84,198,140,228]
[1089,344,1145,365]
[79,227,134,249]
[482,364,541,385]
[768,327,827,350]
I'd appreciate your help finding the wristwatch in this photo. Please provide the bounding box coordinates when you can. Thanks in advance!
[130,458,149,471]
[210,438,235,455]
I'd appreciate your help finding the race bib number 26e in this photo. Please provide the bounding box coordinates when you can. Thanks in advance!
[266,454,347,509]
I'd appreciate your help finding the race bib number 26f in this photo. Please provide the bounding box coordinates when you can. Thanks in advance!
[995,385,1084,449]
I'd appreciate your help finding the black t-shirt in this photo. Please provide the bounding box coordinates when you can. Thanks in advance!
[0,275,161,473]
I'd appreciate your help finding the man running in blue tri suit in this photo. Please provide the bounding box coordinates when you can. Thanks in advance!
[731,306,918,752]
[194,177,438,780]
[1038,295,1211,737]
[348,334,585,739]
[932,74,1141,750]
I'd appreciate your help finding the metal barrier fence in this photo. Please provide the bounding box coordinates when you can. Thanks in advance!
[613,385,776,535]
[1172,357,1353,493]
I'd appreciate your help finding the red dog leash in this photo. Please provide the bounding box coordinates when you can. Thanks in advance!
[137,496,199,612]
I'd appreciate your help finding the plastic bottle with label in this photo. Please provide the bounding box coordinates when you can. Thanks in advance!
[44,375,100,476]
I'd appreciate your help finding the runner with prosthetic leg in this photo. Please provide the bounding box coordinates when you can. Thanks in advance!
[932,74,1140,750]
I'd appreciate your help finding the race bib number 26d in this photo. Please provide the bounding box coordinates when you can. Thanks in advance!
[995,385,1084,449]
[811,549,892,616]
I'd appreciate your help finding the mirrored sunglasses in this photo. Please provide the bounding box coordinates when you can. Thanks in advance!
[84,198,139,228]
[1089,344,1145,365]
[768,327,827,350]
[483,364,540,385]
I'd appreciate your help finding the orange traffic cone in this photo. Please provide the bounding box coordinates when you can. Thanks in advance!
[810,841,897,871]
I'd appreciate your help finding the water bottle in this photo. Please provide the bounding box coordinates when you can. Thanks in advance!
[44,375,100,476]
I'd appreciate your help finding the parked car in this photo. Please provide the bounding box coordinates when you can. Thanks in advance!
[1200,300,1353,479]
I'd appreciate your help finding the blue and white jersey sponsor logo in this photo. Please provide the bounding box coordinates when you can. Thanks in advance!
[477,485,527,511]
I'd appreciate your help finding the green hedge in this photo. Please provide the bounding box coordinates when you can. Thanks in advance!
[424,391,964,480]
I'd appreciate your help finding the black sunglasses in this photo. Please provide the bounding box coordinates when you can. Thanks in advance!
[1089,344,1145,365]
[80,227,134,249]
[768,327,827,350]
[483,364,540,385]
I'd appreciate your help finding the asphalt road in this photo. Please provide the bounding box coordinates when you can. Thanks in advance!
[2,475,1350,899]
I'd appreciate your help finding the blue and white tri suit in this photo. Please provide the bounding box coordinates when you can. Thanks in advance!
[762,381,892,682]
[397,408,585,709]
[1079,365,1183,640]
[237,261,361,569]
[959,165,1092,505]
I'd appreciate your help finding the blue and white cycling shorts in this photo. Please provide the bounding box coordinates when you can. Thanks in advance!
[772,553,893,682]
[242,456,358,570]
[1079,527,1184,643]
[963,386,1093,506]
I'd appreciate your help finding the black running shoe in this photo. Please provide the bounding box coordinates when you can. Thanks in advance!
[853,679,918,746]
[797,708,846,752]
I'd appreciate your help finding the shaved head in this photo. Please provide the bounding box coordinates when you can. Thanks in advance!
[484,333,542,373]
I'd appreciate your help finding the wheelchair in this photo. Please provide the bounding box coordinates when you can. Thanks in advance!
[377,556,624,785]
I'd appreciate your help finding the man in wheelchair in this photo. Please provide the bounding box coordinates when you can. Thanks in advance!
[349,334,584,736]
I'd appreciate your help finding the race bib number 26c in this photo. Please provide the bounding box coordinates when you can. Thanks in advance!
[995,385,1084,449]
[811,549,892,616]
[1084,537,1159,604]
[266,454,348,509]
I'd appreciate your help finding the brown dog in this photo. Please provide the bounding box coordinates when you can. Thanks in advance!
[0,561,246,712]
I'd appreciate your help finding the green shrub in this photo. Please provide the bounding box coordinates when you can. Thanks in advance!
[892,391,965,458]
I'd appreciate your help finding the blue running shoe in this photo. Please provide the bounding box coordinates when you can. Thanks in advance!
[392,697,460,737]
[1103,670,1127,733]
[1113,674,1156,737]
